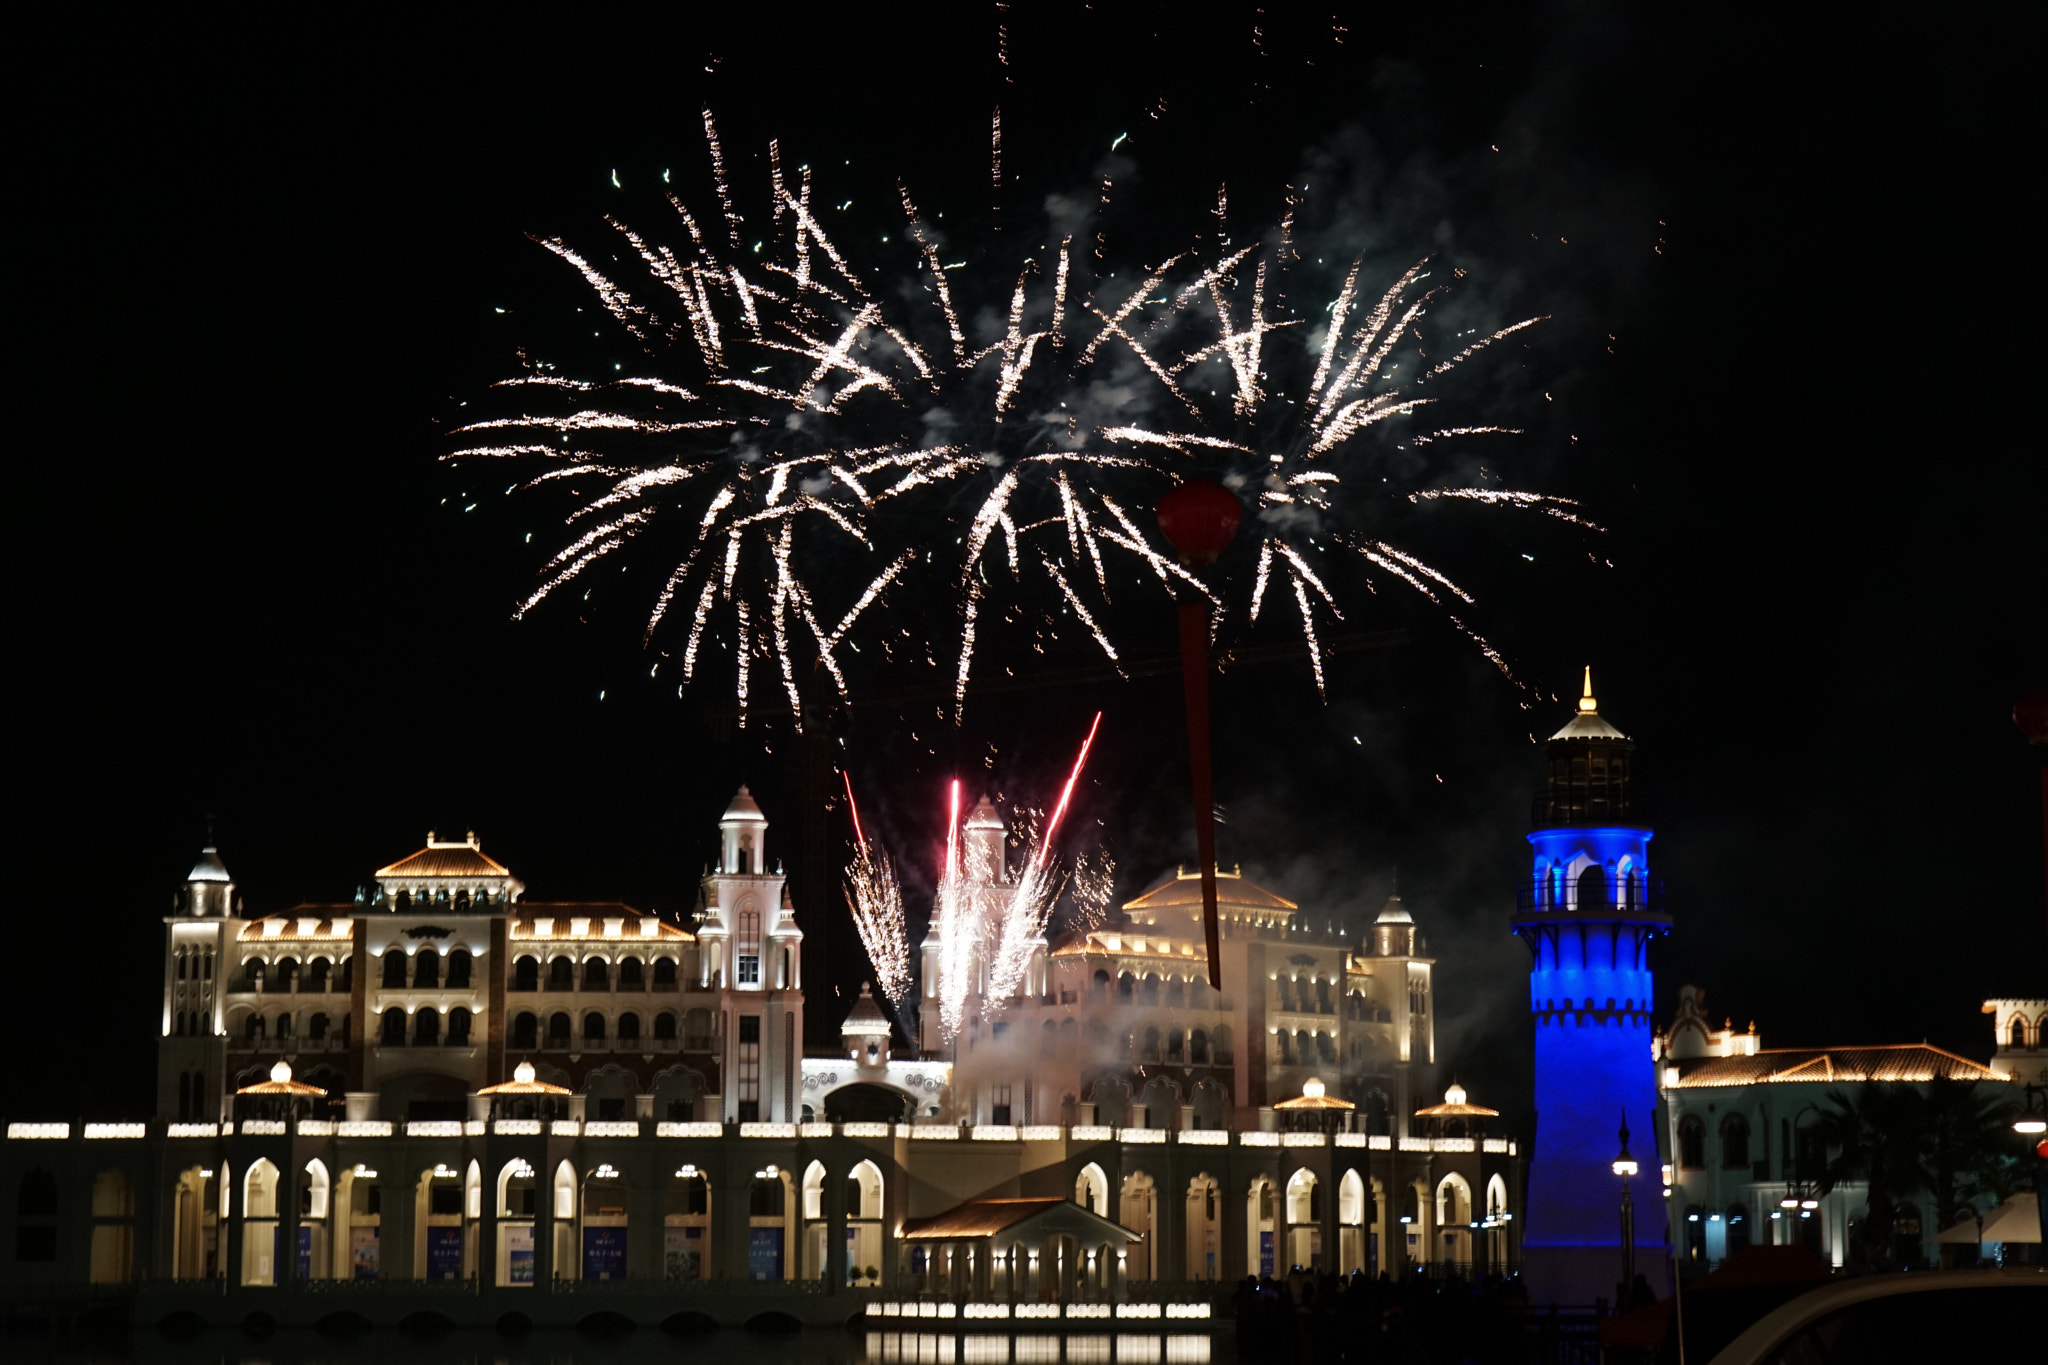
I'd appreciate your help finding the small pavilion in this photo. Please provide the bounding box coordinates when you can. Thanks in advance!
[1275,1076,1356,1134]
[898,1197,1140,1300]
[233,1060,329,1122]
[476,1061,572,1122]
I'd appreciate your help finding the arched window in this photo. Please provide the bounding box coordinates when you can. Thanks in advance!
[1075,1164,1107,1216]
[448,1008,472,1045]
[513,957,539,991]
[275,1012,292,1039]
[413,953,439,988]
[1722,1114,1751,1170]
[447,950,472,989]
[547,956,574,990]
[653,1012,677,1042]
[1041,1019,1059,1057]
[1141,974,1161,1004]
[380,1008,406,1045]
[653,957,677,989]
[618,1013,641,1045]
[382,953,407,988]
[547,1013,571,1048]
[1142,1026,1162,1061]
[583,1012,607,1043]
[511,1012,538,1050]
[308,1013,330,1043]
[1678,1115,1705,1169]
[1726,1203,1751,1254]
[2013,1017,2028,1050]
[414,1009,440,1046]
[583,958,609,991]
[244,1014,266,1042]
[1683,1204,1707,1261]
[1576,865,1607,911]
[619,957,644,990]
[1190,1028,1210,1064]
[1118,972,1135,1001]
[307,958,331,991]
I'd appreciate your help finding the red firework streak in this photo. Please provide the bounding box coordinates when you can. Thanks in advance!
[1033,712,1104,870]
[842,770,868,854]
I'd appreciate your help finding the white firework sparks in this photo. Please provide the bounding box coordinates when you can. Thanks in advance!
[458,114,1586,718]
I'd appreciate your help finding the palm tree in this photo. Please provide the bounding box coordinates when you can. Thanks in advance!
[1815,1083,1932,1271]
[1919,1075,2020,1232]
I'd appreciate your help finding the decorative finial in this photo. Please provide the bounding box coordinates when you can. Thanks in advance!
[1302,1077,1326,1100]
[1579,667,1598,713]
[270,1060,292,1085]
[514,1061,537,1085]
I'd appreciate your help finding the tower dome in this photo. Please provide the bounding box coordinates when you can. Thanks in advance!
[964,796,1005,883]
[188,847,231,883]
[1536,669,1636,825]
[1370,892,1417,957]
[180,845,235,916]
[718,785,768,874]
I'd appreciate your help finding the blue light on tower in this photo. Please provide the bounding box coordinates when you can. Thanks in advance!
[1514,670,1671,1303]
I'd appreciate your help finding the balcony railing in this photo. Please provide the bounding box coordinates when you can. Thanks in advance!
[1513,878,1667,917]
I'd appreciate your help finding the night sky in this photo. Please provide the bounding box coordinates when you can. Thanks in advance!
[13,5,2041,1125]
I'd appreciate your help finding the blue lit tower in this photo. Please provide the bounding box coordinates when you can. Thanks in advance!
[1513,670,1671,1302]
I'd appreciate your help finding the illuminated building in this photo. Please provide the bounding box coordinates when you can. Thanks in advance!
[1513,672,1671,1303]
[1657,985,2010,1271]
[1,790,1524,1309]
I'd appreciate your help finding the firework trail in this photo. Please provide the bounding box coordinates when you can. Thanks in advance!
[985,712,1100,1004]
[456,113,1591,718]
[841,773,911,1008]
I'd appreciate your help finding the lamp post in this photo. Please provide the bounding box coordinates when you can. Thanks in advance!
[2016,1081,2048,1253]
[1612,1111,1639,1295]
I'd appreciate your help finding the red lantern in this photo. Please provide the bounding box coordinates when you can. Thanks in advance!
[2015,691,2048,746]
[1156,478,1242,566]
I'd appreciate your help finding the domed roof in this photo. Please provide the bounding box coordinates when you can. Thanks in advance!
[722,785,766,822]
[965,796,1004,829]
[188,847,231,883]
[1549,667,1627,741]
[841,984,891,1035]
[1374,893,1413,925]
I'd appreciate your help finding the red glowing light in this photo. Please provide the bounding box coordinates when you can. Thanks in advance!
[1156,478,1241,566]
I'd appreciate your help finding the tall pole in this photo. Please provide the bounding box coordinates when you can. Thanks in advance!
[1619,1173,1634,1292]
[1178,600,1223,991]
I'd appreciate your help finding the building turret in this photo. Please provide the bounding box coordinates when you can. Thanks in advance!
[1513,671,1671,1303]
[842,984,893,1069]
[1370,892,1417,958]
[963,797,1006,885]
[719,785,769,875]
[160,843,240,1122]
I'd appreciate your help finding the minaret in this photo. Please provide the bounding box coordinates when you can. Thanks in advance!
[158,845,239,1122]
[1513,671,1671,1302]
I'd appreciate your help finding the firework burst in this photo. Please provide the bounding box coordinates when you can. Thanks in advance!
[455,114,1595,718]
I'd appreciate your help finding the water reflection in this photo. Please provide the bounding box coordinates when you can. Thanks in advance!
[9,1328,1221,1365]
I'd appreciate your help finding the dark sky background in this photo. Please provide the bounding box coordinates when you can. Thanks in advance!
[10,4,2041,1124]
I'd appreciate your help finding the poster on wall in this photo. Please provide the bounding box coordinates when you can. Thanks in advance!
[297,1225,313,1281]
[505,1223,535,1285]
[1259,1230,1275,1279]
[426,1226,465,1280]
[748,1227,784,1281]
[349,1226,379,1281]
[583,1226,627,1280]
[664,1225,704,1281]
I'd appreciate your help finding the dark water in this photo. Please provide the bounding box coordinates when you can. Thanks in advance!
[5,1328,1229,1365]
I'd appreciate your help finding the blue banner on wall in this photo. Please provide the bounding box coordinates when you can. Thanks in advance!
[505,1223,534,1285]
[426,1226,465,1280]
[748,1227,784,1281]
[583,1226,627,1280]
[1259,1230,1275,1279]
[297,1225,312,1281]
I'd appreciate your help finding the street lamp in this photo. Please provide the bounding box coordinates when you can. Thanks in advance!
[2014,1082,2047,1136]
[1613,1111,1640,1292]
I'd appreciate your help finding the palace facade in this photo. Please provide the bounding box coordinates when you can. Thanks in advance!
[1,784,1522,1308]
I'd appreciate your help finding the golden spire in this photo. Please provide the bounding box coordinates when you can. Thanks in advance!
[1578,666,1598,713]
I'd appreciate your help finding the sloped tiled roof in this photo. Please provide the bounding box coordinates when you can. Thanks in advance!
[1671,1044,2006,1088]
[1123,868,1297,914]
[376,844,511,879]
[900,1197,1141,1244]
